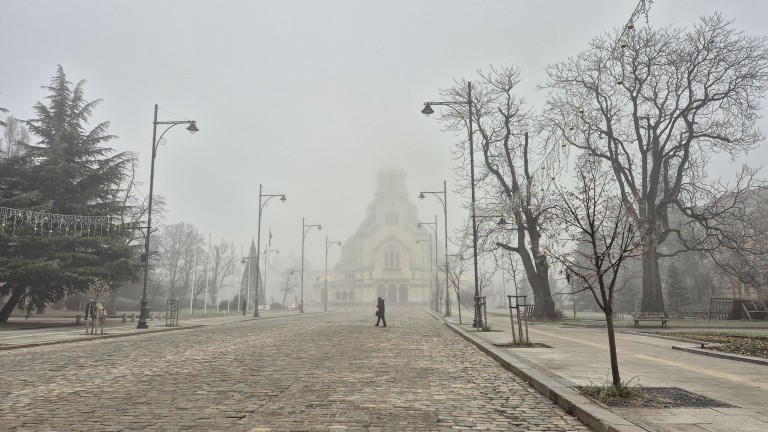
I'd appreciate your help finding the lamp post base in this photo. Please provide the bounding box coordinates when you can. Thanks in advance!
[137,306,150,329]
[299,302,304,313]
[473,303,483,328]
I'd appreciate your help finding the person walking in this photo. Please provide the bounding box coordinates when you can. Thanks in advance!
[375,297,387,327]
[242,299,247,317]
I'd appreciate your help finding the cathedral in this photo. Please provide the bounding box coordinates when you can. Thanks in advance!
[315,168,433,306]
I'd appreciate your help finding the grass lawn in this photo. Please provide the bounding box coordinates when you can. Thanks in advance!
[666,332,768,359]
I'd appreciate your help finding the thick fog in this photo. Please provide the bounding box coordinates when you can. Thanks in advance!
[2,0,767,302]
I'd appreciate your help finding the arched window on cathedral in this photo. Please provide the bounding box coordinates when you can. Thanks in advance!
[383,246,400,269]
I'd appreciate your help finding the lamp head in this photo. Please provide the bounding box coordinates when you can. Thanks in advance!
[337,241,342,246]
[241,258,246,264]
[280,195,287,202]
[418,192,426,199]
[186,122,199,134]
[421,103,434,116]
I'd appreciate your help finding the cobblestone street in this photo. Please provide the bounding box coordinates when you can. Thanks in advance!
[0,310,589,431]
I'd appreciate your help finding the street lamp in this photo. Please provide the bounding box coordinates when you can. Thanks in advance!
[138,104,199,330]
[324,236,341,312]
[422,82,482,327]
[416,236,437,314]
[263,248,279,310]
[418,180,450,316]
[300,218,322,313]
[417,215,441,314]
[254,184,287,317]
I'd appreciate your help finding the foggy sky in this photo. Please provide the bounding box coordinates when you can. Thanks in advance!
[2,0,767,295]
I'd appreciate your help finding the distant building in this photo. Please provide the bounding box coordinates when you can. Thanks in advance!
[315,168,433,306]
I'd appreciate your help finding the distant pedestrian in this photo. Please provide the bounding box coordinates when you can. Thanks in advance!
[375,297,387,327]
[242,299,247,316]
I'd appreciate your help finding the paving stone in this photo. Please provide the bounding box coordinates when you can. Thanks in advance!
[0,310,590,431]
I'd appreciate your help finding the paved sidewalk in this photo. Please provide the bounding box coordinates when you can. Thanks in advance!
[0,309,301,349]
[443,308,768,432]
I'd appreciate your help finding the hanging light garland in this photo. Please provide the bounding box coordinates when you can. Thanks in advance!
[0,206,122,236]
[512,0,654,210]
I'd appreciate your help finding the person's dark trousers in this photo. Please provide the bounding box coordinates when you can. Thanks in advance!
[376,312,387,327]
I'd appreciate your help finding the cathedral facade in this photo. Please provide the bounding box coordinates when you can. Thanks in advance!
[315,168,433,306]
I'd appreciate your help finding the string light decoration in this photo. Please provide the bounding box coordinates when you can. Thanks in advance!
[0,206,122,236]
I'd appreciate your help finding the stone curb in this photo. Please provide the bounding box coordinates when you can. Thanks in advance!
[0,324,205,351]
[671,345,768,366]
[0,312,320,351]
[628,331,768,366]
[436,314,647,432]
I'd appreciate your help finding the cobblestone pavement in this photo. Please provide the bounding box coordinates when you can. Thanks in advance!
[0,309,590,431]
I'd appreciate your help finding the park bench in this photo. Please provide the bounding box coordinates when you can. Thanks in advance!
[632,312,669,328]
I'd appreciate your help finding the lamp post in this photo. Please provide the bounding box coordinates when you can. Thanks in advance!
[300,218,322,313]
[416,236,436,313]
[138,104,198,330]
[324,236,341,312]
[419,180,450,316]
[422,82,482,327]
[254,184,287,317]
[417,214,441,314]
[263,248,279,310]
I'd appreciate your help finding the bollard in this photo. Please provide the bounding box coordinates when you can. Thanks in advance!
[76,315,82,325]
[130,313,135,322]
[122,313,127,323]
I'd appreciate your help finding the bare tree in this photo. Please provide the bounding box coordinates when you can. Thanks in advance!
[208,239,236,308]
[435,67,560,319]
[109,156,165,312]
[280,269,298,308]
[543,14,768,312]
[1,115,30,158]
[477,262,495,298]
[444,254,469,324]
[549,156,647,387]
[155,222,204,301]
[704,187,768,299]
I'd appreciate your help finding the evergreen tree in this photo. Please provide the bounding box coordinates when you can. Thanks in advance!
[665,261,688,313]
[0,65,138,322]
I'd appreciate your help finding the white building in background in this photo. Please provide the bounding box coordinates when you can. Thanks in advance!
[315,168,433,306]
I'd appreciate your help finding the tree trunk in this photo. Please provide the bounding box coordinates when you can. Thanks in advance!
[640,244,666,313]
[456,293,462,325]
[518,249,557,320]
[605,310,621,387]
[108,287,119,315]
[530,265,557,320]
[0,285,24,323]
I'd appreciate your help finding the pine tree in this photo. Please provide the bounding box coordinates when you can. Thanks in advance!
[0,65,138,322]
[665,261,688,313]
